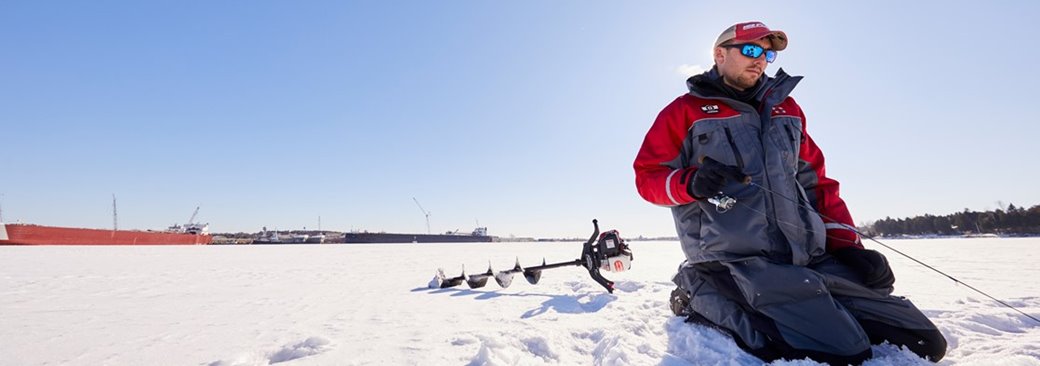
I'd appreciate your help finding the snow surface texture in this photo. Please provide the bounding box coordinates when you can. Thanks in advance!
[1,238,1038,365]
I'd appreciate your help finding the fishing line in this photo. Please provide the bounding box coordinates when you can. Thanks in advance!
[722,182,1040,325]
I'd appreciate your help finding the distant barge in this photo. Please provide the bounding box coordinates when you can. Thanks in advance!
[341,227,493,243]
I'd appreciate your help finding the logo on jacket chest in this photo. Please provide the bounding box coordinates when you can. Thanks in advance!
[701,104,720,114]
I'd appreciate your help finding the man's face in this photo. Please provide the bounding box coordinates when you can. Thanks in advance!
[714,37,773,91]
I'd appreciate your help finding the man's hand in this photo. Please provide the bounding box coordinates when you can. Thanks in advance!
[832,247,895,289]
[688,156,749,199]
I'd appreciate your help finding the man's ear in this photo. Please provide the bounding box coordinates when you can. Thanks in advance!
[713,47,725,65]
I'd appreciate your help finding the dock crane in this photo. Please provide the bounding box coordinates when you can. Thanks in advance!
[413,197,431,234]
[187,206,200,226]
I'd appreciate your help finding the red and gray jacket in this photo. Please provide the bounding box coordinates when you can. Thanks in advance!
[634,68,860,265]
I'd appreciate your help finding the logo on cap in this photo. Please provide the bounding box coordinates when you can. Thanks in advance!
[742,22,766,31]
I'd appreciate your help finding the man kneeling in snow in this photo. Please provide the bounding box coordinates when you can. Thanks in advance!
[633,21,946,364]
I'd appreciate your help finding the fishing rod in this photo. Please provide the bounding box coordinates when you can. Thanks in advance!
[709,182,1040,325]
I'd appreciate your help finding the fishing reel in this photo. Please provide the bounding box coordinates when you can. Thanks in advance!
[708,195,737,212]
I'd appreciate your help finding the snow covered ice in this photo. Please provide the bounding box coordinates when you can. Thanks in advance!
[1,238,1038,365]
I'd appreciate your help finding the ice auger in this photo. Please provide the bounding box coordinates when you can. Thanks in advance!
[431,219,633,293]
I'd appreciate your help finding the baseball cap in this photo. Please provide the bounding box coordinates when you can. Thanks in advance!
[714,21,788,51]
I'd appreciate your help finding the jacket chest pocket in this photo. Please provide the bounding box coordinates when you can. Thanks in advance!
[770,116,803,173]
[689,119,745,170]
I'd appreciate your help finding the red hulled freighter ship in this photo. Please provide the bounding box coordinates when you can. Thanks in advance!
[0,223,211,245]
[0,203,211,245]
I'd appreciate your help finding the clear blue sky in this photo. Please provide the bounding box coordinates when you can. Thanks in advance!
[3,1,1039,238]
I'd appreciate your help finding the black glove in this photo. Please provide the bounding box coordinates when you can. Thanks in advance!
[687,156,749,199]
[832,247,895,289]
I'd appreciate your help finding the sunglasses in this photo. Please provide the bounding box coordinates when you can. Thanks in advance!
[721,43,777,63]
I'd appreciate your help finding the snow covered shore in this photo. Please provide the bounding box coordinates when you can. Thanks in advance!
[1,238,1037,365]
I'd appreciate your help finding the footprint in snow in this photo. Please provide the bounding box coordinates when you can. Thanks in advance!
[206,336,332,366]
[268,337,332,364]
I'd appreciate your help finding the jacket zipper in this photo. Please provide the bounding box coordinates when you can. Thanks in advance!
[723,127,745,169]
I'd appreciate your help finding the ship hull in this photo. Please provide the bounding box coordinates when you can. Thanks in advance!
[0,224,211,245]
[341,232,492,244]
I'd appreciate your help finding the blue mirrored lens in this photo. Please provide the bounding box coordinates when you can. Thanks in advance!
[741,44,763,58]
[728,43,776,63]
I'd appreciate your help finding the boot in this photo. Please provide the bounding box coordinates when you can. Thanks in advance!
[670,286,691,316]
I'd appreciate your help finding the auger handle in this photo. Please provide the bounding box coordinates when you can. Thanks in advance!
[585,219,600,246]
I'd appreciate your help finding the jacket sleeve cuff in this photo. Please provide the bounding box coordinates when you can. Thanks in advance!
[666,167,698,205]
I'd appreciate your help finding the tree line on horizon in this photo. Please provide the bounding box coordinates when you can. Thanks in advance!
[862,203,1040,237]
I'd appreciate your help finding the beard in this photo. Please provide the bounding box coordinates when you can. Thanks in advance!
[725,70,762,90]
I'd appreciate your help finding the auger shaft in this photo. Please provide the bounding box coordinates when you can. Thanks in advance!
[525,259,583,271]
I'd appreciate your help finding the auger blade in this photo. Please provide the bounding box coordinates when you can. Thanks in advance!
[495,259,523,288]
[523,270,541,284]
[523,258,546,284]
[466,265,494,288]
[441,274,465,288]
[440,267,466,288]
[429,269,447,289]
[494,271,515,288]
